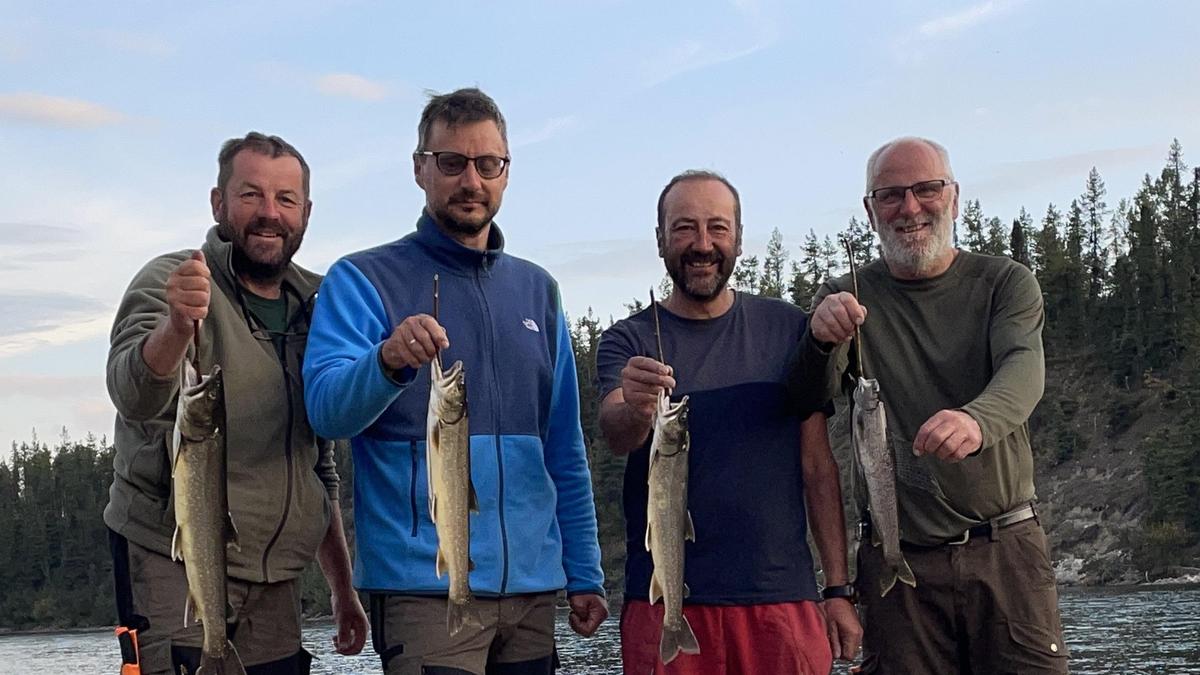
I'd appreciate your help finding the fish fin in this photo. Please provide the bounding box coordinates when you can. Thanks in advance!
[430,493,438,525]
[171,526,182,561]
[468,480,480,513]
[659,614,700,665]
[685,511,696,542]
[183,592,194,627]
[682,582,690,599]
[649,571,663,605]
[879,571,897,598]
[644,520,653,552]
[447,597,483,637]
[468,557,476,572]
[898,557,917,589]
[197,640,247,675]
[435,546,447,579]
[224,512,241,553]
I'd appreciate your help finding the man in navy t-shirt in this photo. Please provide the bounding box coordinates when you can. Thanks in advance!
[596,170,862,674]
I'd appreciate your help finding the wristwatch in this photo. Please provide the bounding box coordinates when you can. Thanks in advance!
[821,584,857,604]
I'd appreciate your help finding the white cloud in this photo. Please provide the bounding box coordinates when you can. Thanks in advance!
[638,1,779,89]
[0,92,127,128]
[315,73,389,101]
[511,115,579,149]
[972,144,1164,198]
[917,0,1027,39]
[0,291,113,358]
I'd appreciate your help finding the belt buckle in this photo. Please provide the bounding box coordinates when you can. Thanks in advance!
[946,529,971,546]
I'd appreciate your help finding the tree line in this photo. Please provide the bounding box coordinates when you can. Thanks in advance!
[3,140,1198,629]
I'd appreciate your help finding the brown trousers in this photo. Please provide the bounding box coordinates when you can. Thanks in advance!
[856,518,1069,674]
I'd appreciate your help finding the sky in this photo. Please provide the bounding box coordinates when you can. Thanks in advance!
[2,0,1200,452]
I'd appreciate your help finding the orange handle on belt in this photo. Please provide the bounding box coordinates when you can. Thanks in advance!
[115,625,141,675]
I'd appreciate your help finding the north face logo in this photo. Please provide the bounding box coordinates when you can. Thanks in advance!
[522,318,540,332]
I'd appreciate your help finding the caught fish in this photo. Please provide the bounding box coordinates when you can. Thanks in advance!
[427,353,482,636]
[852,377,917,597]
[170,361,246,675]
[645,391,700,665]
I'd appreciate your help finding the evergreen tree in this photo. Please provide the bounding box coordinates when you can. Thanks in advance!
[984,216,1009,256]
[732,255,760,294]
[1082,168,1109,325]
[961,199,986,251]
[759,228,787,298]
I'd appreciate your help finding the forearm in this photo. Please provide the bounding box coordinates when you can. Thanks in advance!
[598,398,652,456]
[141,315,194,377]
[317,501,356,597]
[801,415,850,586]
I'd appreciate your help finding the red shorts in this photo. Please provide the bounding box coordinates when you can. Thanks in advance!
[620,599,832,675]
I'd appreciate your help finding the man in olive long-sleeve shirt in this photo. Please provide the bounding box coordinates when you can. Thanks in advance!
[799,137,1069,673]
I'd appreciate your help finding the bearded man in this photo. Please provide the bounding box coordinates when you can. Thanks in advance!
[105,132,367,675]
[596,170,862,675]
[800,137,1070,673]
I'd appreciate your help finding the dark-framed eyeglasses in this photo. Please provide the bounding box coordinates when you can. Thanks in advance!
[866,179,956,208]
[414,151,510,179]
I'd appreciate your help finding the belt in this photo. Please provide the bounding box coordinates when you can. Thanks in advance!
[859,502,1039,548]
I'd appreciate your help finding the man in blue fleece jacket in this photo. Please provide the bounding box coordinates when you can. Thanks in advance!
[303,87,606,675]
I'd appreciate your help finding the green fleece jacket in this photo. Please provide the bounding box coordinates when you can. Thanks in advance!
[796,251,1045,545]
[104,226,338,583]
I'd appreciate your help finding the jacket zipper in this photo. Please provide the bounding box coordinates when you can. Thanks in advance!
[260,337,295,582]
[476,265,510,593]
[410,440,419,536]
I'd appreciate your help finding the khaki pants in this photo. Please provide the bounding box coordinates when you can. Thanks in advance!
[856,518,1069,674]
[111,530,304,674]
[369,593,558,675]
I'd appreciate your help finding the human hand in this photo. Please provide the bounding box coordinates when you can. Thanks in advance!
[380,314,450,370]
[811,292,867,345]
[823,597,863,661]
[620,356,675,422]
[914,409,983,462]
[330,590,368,655]
[164,251,210,336]
[567,593,608,637]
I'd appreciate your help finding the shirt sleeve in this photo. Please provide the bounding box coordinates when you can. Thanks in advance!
[106,253,188,422]
[790,281,851,411]
[543,302,605,595]
[595,319,639,401]
[959,264,1046,448]
[303,259,416,440]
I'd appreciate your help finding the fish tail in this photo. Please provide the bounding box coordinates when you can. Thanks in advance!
[447,597,484,636]
[659,615,700,664]
[196,641,247,675]
[878,571,897,598]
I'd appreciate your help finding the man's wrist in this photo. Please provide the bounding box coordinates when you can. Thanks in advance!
[821,584,857,604]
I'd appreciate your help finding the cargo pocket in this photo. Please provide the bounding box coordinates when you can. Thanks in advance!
[993,620,1069,673]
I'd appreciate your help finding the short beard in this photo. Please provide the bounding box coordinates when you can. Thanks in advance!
[217,214,304,283]
[878,205,954,277]
[665,250,734,302]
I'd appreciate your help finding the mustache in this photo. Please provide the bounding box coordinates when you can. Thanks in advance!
[246,219,287,238]
[681,251,724,265]
[449,190,487,204]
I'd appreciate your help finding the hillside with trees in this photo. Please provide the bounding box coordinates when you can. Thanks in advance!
[2,141,1197,630]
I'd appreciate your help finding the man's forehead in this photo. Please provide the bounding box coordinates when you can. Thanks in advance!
[666,179,736,216]
[230,150,304,184]
[871,142,946,183]
[425,119,506,148]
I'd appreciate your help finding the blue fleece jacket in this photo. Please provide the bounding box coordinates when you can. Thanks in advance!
[303,214,604,597]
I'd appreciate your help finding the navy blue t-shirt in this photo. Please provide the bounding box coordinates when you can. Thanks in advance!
[596,292,830,604]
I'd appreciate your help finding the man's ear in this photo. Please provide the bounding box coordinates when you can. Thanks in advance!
[210,187,223,222]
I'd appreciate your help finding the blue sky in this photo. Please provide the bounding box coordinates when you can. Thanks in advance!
[2,0,1199,450]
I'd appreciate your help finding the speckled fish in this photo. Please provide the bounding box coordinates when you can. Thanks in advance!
[170,361,246,675]
[427,353,482,636]
[646,391,700,664]
[853,376,917,597]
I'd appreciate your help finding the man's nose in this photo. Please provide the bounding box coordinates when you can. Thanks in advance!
[257,195,282,220]
[899,188,923,217]
[459,161,484,190]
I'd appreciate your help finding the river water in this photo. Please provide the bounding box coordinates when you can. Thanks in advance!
[1,586,1196,674]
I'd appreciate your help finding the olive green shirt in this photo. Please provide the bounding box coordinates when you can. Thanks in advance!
[798,250,1045,545]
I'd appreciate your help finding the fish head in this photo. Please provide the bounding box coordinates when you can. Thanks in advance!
[853,377,882,411]
[176,363,224,439]
[655,393,690,450]
[431,357,467,421]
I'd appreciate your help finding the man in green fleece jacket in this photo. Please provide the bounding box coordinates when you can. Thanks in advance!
[799,137,1069,673]
[104,132,368,674]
